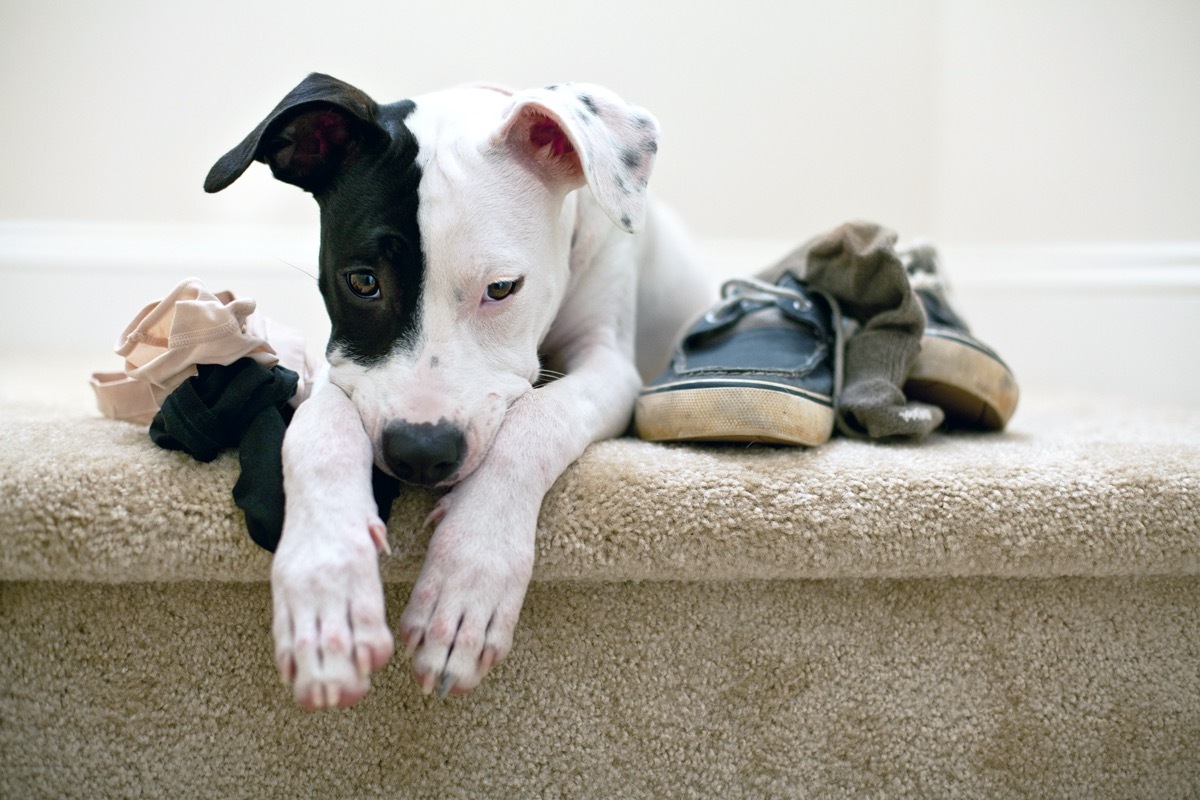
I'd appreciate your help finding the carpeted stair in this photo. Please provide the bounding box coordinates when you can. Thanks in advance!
[2,370,1198,798]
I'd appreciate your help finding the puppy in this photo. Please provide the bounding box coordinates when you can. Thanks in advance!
[206,73,708,707]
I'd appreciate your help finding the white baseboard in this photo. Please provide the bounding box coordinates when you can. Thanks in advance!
[699,235,1200,291]
[0,220,321,276]
[0,221,331,363]
[3,220,1199,409]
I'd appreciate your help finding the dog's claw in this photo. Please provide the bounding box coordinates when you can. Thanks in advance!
[368,518,391,555]
[423,496,452,530]
[355,647,372,678]
[479,646,496,675]
[277,654,295,685]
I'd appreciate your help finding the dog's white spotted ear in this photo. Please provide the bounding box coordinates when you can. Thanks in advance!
[497,84,660,233]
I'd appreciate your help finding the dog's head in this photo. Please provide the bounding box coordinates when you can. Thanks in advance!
[206,73,659,485]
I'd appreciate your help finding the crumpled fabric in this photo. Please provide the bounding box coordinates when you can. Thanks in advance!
[150,358,298,552]
[91,277,322,425]
[92,278,403,551]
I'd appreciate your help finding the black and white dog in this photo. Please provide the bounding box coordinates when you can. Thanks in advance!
[206,73,708,708]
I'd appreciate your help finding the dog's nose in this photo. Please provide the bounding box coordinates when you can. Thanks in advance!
[381,420,466,485]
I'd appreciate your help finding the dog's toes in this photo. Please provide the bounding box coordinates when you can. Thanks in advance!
[292,636,371,711]
[295,677,368,711]
[309,605,390,709]
[271,512,395,711]
[402,591,521,697]
[439,614,494,694]
[276,652,297,686]
[439,614,508,695]
[401,608,455,696]
[350,595,395,674]
[426,639,504,697]
[271,587,299,684]
[407,610,461,696]
[399,517,532,697]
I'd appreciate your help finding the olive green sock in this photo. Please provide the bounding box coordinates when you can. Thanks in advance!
[762,221,944,440]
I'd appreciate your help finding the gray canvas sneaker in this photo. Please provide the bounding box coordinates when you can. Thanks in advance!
[635,272,842,445]
[899,243,1019,430]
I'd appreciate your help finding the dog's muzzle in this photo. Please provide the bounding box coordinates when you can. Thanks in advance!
[381,419,466,485]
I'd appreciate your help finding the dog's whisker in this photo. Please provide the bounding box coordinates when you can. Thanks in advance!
[276,257,318,283]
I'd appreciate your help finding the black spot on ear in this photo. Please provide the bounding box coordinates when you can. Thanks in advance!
[621,214,632,230]
[635,115,653,129]
[647,139,658,154]
[546,84,560,91]
[613,172,628,193]
[621,149,641,169]
[579,94,599,115]
[430,355,440,368]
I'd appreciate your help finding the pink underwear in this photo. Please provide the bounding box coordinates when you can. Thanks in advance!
[91,278,322,424]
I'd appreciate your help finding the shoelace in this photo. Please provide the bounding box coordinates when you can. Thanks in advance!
[896,242,945,294]
[704,276,814,324]
[896,242,967,329]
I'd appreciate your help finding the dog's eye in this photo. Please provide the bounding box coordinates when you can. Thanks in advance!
[346,270,381,299]
[485,277,524,302]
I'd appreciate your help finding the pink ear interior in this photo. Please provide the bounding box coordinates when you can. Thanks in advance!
[265,106,356,185]
[528,115,575,157]
[295,110,351,160]
[501,101,585,188]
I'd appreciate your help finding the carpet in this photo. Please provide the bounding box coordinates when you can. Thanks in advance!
[2,382,1198,798]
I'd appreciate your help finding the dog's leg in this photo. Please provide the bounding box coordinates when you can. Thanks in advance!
[399,340,641,696]
[271,383,395,709]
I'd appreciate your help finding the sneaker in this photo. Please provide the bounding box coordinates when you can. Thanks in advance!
[899,243,1019,430]
[634,273,842,445]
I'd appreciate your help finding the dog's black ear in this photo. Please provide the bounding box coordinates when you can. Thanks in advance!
[204,73,385,195]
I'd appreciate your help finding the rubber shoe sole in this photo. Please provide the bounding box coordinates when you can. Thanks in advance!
[635,378,834,446]
[905,331,1019,430]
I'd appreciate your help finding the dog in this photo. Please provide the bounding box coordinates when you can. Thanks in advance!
[205,73,710,709]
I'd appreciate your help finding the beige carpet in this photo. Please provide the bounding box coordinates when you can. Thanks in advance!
[2,371,1199,798]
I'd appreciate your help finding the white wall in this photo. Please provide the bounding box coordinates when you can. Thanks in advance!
[1,1,1198,406]
[3,0,1197,243]
[935,1,1200,244]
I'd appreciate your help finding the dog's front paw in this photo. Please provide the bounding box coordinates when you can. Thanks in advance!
[399,516,534,697]
[271,514,394,710]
